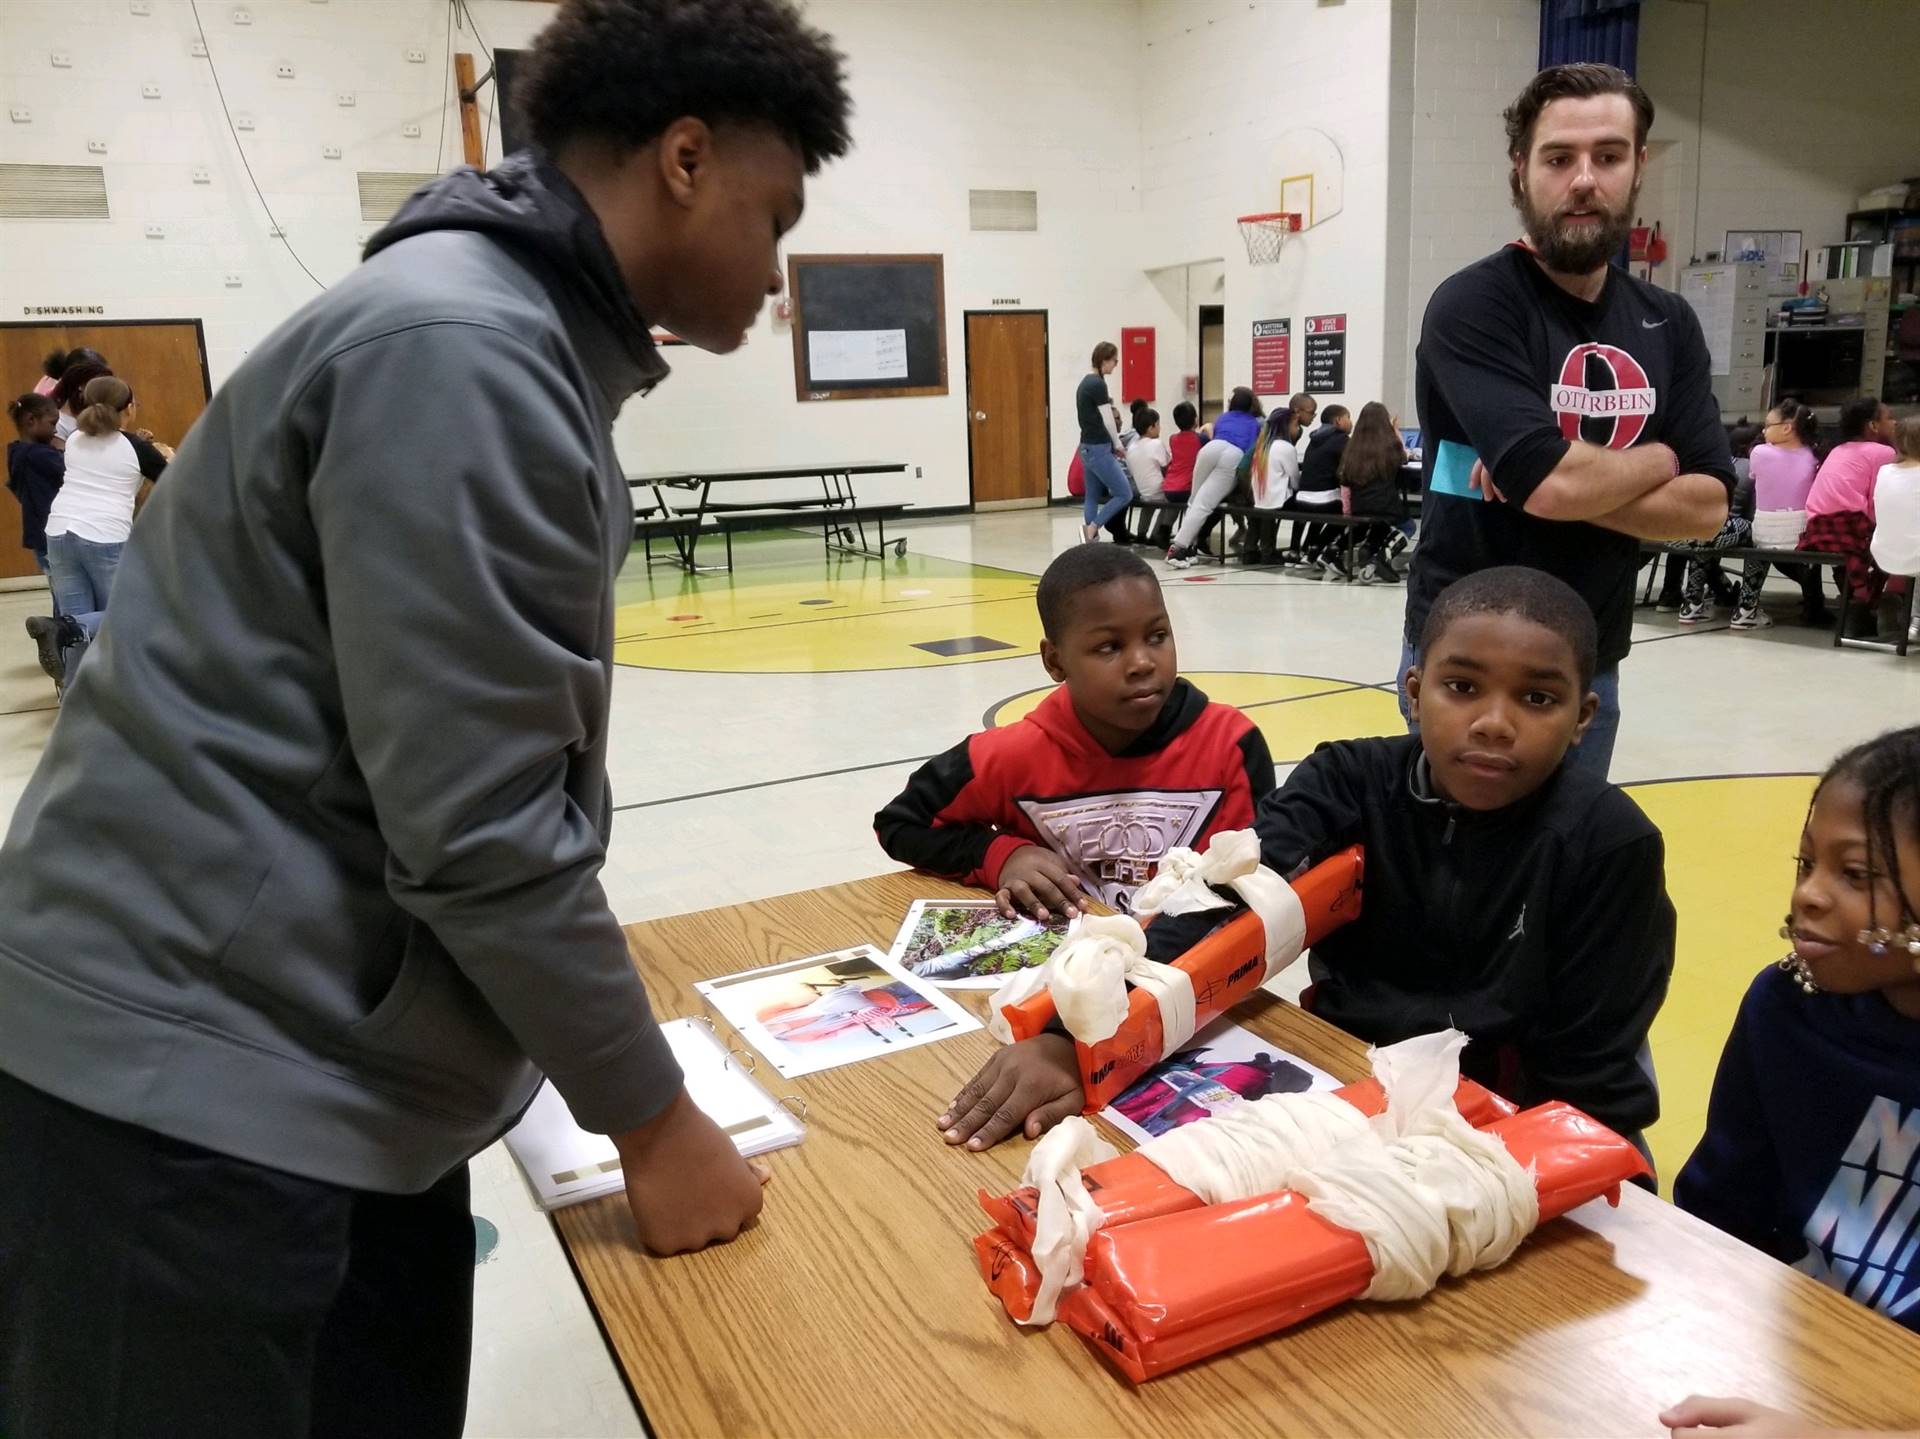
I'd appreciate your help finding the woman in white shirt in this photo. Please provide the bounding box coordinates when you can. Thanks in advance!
[1869,414,1920,642]
[25,375,167,688]
[1245,410,1301,565]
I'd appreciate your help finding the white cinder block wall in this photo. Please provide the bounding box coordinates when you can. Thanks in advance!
[1398,0,1539,415]
[1637,0,1920,275]
[1135,0,1400,419]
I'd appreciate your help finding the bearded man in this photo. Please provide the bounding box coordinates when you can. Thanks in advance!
[1398,62,1733,777]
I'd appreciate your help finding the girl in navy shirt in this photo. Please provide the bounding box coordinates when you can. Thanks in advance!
[1676,725,1920,1335]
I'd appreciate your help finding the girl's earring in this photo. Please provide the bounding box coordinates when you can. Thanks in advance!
[1778,920,1820,995]
[1859,926,1893,957]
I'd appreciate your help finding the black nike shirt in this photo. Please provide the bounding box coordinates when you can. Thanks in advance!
[1407,245,1735,667]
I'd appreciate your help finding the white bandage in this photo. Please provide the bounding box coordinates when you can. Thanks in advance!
[1139,1028,1538,1305]
[1131,828,1307,981]
[1020,1116,1120,1326]
[987,914,1197,1051]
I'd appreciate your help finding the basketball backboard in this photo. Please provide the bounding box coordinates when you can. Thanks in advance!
[1272,127,1345,231]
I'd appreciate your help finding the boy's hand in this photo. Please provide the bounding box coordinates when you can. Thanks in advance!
[995,846,1088,921]
[615,1087,771,1254]
[938,1033,1084,1149]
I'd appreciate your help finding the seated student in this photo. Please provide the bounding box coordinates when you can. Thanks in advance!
[937,565,1675,1153]
[1289,391,1321,464]
[1243,408,1301,565]
[1731,399,1826,630]
[1802,394,1898,639]
[875,544,1274,921]
[1165,388,1263,566]
[1123,405,1168,511]
[1673,724,1920,1336]
[1147,401,1202,548]
[1869,415,1920,643]
[1292,403,1351,579]
[6,393,64,601]
[1338,400,1409,585]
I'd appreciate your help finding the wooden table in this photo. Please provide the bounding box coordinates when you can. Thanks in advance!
[555,873,1920,1437]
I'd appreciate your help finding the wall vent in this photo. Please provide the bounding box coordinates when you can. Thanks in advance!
[969,188,1038,232]
[0,163,109,219]
[356,170,437,222]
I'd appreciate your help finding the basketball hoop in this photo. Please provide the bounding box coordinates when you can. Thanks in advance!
[1238,212,1301,265]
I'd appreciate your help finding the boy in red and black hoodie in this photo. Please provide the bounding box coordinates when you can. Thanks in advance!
[874,545,1272,920]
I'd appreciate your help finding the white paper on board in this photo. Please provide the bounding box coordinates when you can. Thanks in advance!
[809,328,910,383]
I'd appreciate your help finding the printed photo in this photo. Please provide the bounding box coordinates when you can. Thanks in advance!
[887,900,1070,989]
[695,944,981,1078]
[1101,1019,1341,1145]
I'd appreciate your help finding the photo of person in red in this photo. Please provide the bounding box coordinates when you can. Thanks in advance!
[1109,1036,1318,1138]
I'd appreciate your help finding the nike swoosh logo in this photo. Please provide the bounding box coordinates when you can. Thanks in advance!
[1641,318,1668,329]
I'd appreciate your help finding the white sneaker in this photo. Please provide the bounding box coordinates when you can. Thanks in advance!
[1165,550,1194,569]
[1730,604,1773,630]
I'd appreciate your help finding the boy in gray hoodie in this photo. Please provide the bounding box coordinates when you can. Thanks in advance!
[0,2,851,1434]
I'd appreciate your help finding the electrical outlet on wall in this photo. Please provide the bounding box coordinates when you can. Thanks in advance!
[224,273,243,287]
[233,112,255,130]
[267,224,285,238]
[51,50,73,68]
[191,164,210,183]
[189,37,207,56]
[405,46,426,63]
[401,122,421,138]
[142,83,161,99]
[130,0,152,12]
[87,138,108,154]
[335,92,355,107]
[8,107,29,124]
[144,223,165,239]
[276,63,295,79]
[231,6,252,23]
[321,144,341,159]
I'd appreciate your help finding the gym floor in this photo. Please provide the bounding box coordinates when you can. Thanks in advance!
[1,508,1913,1436]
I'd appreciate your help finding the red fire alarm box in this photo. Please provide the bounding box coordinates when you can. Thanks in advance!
[1120,326,1155,402]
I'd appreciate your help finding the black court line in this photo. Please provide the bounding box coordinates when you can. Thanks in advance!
[1632,623,1732,644]
[1235,682,1381,713]
[0,702,56,717]
[613,592,1032,647]
[612,752,938,812]
[1616,768,1817,790]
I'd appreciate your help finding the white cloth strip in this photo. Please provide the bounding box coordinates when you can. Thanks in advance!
[1135,1089,1369,1204]
[1019,1116,1119,1326]
[988,914,1198,1050]
[1131,828,1308,981]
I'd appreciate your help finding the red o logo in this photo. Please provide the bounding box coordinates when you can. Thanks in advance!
[1553,342,1656,449]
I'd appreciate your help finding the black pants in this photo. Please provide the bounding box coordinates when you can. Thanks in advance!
[0,1070,474,1439]
[1287,497,1345,557]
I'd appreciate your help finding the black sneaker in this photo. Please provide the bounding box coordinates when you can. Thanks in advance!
[1367,555,1402,585]
[24,615,65,685]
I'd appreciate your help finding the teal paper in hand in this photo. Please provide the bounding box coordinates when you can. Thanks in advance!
[1430,439,1486,501]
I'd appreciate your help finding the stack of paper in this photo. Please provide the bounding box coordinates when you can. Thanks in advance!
[505,1017,804,1212]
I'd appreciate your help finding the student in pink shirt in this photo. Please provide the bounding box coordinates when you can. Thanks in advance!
[1801,395,1897,637]
[1738,399,1825,628]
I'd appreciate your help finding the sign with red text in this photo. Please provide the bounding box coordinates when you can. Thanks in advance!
[1251,318,1291,395]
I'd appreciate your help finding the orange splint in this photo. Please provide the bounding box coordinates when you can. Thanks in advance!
[996,846,1365,1110]
[973,1097,1649,1382]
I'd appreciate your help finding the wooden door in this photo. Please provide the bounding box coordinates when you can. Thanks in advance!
[965,311,1049,508]
[0,320,211,580]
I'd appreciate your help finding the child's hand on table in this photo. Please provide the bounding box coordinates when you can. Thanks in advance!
[994,847,1088,922]
[1661,1395,1900,1438]
[615,1087,771,1254]
[938,1033,1083,1150]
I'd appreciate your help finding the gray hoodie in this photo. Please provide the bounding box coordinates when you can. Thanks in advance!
[0,154,683,1192]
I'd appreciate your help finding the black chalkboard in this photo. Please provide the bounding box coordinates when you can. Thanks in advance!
[788,254,948,401]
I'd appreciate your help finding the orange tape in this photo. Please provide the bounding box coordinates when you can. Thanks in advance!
[996,847,1365,1110]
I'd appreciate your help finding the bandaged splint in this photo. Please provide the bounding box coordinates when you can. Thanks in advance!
[990,831,1364,1110]
[971,1030,1650,1382]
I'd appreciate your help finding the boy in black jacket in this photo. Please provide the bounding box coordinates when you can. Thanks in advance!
[939,565,1675,1154]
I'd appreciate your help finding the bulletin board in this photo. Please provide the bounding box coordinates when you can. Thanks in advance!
[788,254,948,401]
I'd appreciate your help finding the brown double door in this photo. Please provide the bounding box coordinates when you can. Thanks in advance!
[0,319,211,580]
[966,311,1049,507]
